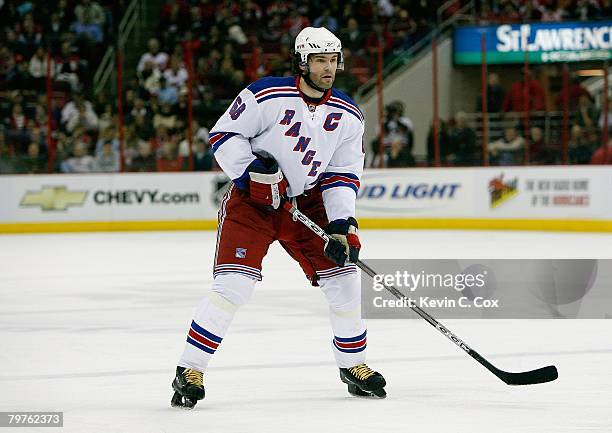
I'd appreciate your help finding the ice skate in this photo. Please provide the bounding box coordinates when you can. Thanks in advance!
[339,364,387,398]
[171,366,205,409]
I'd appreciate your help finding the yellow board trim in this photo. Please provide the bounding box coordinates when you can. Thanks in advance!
[1,218,612,234]
[0,220,219,234]
[358,218,612,232]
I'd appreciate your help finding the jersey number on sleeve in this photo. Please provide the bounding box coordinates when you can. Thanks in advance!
[229,96,246,120]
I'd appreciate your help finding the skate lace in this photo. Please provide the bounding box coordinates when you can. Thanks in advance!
[348,364,376,381]
[184,368,204,386]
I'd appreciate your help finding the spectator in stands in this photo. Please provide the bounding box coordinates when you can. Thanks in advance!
[56,0,76,29]
[371,100,414,167]
[60,140,95,172]
[193,136,213,171]
[313,9,338,33]
[569,125,594,164]
[45,13,66,53]
[391,8,418,51]
[245,45,270,83]
[477,72,505,113]
[28,126,47,151]
[15,13,42,59]
[387,137,415,167]
[590,139,612,164]
[73,9,103,48]
[95,126,119,153]
[574,94,599,130]
[205,25,224,53]
[129,139,156,172]
[97,103,115,132]
[489,125,525,165]
[269,44,292,76]
[282,9,311,40]
[227,25,249,48]
[95,140,120,172]
[74,0,106,28]
[503,69,545,113]
[529,126,558,164]
[365,23,395,56]
[385,101,414,146]
[498,1,522,22]
[0,132,18,173]
[449,111,479,165]
[55,41,83,92]
[0,46,15,80]
[238,0,263,32]
[427,119,450,165]
[555,77,591,111]
[261,13,283,43]
[153,104,179,132]
[163,56,188,91]
[156,140,182,172]
[137,38,169,74]
[28,46,53,92]
[266,0,291,17]
[156,77,178,106]
[6,102,30,150]
[6,55,31,91]
[542,2,569,21]
[134,112,154,141]
[66,101,99,134]
[19,141,46,173]
[519,1,543,21]
[340,18,365,57]
[159,3,185,51]
[597,103,612,133]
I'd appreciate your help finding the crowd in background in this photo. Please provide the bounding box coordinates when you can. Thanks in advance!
[417,68,612,168]
[0,0,122,173]
[475,0,612,23]
[0,0,611,174]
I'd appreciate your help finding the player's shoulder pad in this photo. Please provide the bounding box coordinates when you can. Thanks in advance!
[328,88,364,123]
[246,76,298,95]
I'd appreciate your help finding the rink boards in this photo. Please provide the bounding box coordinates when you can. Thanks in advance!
[0,166,611,233]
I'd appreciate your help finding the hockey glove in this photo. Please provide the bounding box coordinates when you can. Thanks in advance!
[246,157,288,210]
[324,218,361,266]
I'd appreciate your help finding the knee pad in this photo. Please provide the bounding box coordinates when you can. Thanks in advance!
[211,273,257,308]
[319,272,361,312]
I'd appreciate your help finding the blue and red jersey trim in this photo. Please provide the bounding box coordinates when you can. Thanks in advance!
[186,320,223,355]
[209,132,239,153]
[319,172,360,194]
[214,263,263,281]
[333,330,367,353]
[316,265,357,279]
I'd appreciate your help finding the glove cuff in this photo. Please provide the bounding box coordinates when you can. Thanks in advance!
[250,169,284,185]
[325,217,359,235]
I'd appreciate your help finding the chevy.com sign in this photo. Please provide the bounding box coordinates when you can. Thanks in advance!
[454,21,612,65]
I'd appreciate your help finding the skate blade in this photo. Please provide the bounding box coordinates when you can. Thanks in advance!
[347,383,387,399]
[171,392,198,409]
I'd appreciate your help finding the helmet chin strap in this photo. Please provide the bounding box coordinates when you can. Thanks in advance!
[301,70,328,94]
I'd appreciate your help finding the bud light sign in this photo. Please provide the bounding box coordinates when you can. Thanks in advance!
[356,169,472,216]
[358,183,461,200]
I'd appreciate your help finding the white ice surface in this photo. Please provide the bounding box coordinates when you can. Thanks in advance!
[1,230,611,433]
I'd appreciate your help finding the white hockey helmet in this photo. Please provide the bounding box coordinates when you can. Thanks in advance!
[294,26,344,71]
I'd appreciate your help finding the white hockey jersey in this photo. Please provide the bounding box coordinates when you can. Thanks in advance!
[209,76,365,222]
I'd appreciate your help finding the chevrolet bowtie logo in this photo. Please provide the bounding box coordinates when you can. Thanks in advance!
[20,186,88,211]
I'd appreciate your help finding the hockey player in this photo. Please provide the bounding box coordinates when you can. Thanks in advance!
[171,26,386,409]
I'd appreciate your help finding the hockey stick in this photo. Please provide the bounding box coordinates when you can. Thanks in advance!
[282,200,558,386]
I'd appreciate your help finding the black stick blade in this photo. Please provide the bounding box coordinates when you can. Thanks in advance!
[500,365,558,386]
